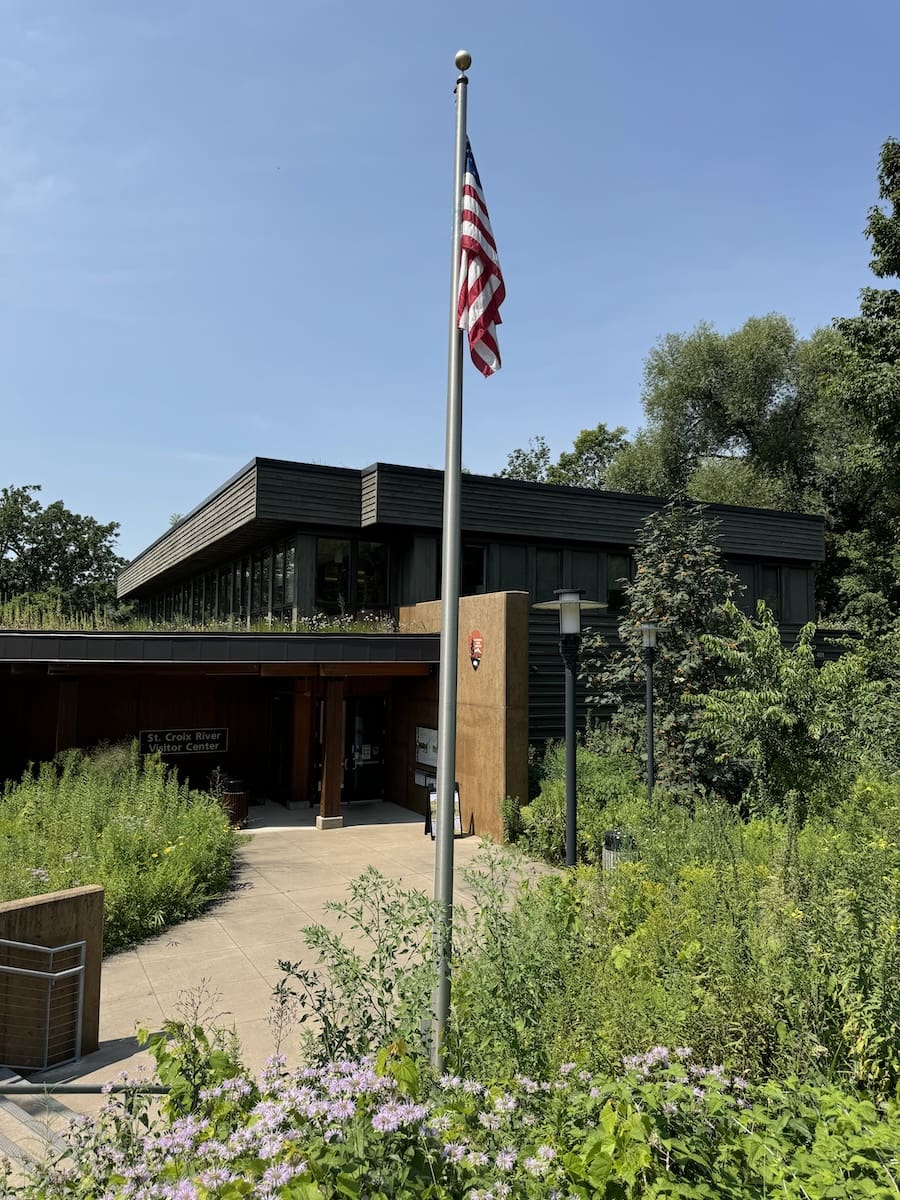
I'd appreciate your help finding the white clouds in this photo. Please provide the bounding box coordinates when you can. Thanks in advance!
[0,133,68,213]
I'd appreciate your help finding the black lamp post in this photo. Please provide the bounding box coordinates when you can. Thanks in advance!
[534,588,606,866]
[640,620,658,801]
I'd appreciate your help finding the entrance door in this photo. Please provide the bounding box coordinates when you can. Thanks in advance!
[342,696,386,803]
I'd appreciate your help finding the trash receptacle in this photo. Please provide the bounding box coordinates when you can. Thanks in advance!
[601,829,636,871]
[220,778,249,828]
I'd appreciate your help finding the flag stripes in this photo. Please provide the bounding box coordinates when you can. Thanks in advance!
[457,142,505,377]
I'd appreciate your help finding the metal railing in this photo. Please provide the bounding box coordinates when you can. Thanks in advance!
[0,939,86,1071]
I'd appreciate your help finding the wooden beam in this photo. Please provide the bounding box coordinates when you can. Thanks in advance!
[319,677,344,820]
[290,681,314,806]
[318,663,433,677]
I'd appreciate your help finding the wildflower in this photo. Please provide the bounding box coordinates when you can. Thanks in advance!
[523,1156,549,1176]
[198,1168,236,1188]
[537,1144,556,1161]
[442,1143,467,1164]
[495,1148,517,1171]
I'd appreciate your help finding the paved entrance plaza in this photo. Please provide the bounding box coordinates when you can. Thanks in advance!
[45,802,511,1088]
[2,802,530,1168]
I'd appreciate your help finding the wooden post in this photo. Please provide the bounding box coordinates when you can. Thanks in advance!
[291,681,314,806]
[317,677,344,829]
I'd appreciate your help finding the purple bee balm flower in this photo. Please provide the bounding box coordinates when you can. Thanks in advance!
[199,1168,236,1188]
[495,1148,517,1171]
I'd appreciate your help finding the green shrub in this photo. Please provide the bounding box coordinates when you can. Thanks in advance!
[518,742,643,863]
[451,846,586,1079]
[524,778,900,1095]
[0,743,238,952]
[275,867,440,1064]
[696,602,880,818]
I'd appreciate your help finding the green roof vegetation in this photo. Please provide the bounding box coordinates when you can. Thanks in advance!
[0,596,398,634]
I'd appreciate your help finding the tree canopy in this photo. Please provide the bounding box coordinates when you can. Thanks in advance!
[0,484,125,613]
[498,137,900,631]
[497,423,627,489]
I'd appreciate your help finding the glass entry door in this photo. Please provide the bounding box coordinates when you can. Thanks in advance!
[342,696,387,803]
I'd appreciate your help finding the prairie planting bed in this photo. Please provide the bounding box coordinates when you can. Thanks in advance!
[0,745,239,953]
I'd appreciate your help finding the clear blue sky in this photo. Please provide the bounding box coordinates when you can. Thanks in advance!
[2,0,897,561]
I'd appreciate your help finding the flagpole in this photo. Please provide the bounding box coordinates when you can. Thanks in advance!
[431,48,470,1071]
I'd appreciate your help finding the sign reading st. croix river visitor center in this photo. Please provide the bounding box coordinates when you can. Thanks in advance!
[139,728,228,756]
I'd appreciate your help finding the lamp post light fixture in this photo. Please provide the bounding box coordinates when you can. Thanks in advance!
[640,620,659,801]
[534,588,607,867]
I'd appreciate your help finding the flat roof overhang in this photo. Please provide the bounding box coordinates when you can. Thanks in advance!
[0,631,440,677]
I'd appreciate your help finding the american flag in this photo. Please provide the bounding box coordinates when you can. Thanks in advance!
[457,142,505,377]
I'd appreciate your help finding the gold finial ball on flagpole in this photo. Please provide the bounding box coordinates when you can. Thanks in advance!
[455,49,472,71]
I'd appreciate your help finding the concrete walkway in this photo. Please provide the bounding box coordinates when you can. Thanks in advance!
[35,800,514,1090]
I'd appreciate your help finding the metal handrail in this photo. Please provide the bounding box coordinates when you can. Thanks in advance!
[0,1084,171,1095]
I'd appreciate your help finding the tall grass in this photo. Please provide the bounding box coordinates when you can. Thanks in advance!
[0,744,239,952]
[0,595,396,633]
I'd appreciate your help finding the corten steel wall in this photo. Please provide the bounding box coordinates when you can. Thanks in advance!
[0,886,103,1066]
[388,675,439,818]
[400,591,529,842]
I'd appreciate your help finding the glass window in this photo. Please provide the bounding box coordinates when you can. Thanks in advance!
[217,568,229,619]
[316,538,351,614]
[204,572,216,621]
[261,551,271,618]
[285,544,296,614]
[251,555,263,617]
[191,580,201,623]
[273,547,286,613]
[759,566,780,618]
[571,550,600,599]
[241,559,250,619]
[535,548,561,603]
[498,544,527,592]
[606,553,633,612]
[733,562,755,616]
[784,567,809,624]
[461,544,486,596]
[357,541,388,610]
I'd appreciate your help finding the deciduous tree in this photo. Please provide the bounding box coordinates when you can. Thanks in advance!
[0,484,124,612]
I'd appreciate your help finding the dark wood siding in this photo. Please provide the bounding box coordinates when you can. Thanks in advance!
[118,464,258,597]
[255,460,361,527]
[369,464,825,562]
[361,468,377,526]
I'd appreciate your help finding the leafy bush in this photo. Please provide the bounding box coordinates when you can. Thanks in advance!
[528,778,900,1096]
[450,847,585,1079]
[274,867,440,1064]
[695,602,881,818]
[518,741,642,863]
[0,744,238,952]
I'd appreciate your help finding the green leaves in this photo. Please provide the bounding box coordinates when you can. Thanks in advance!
[0,482,124,612]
